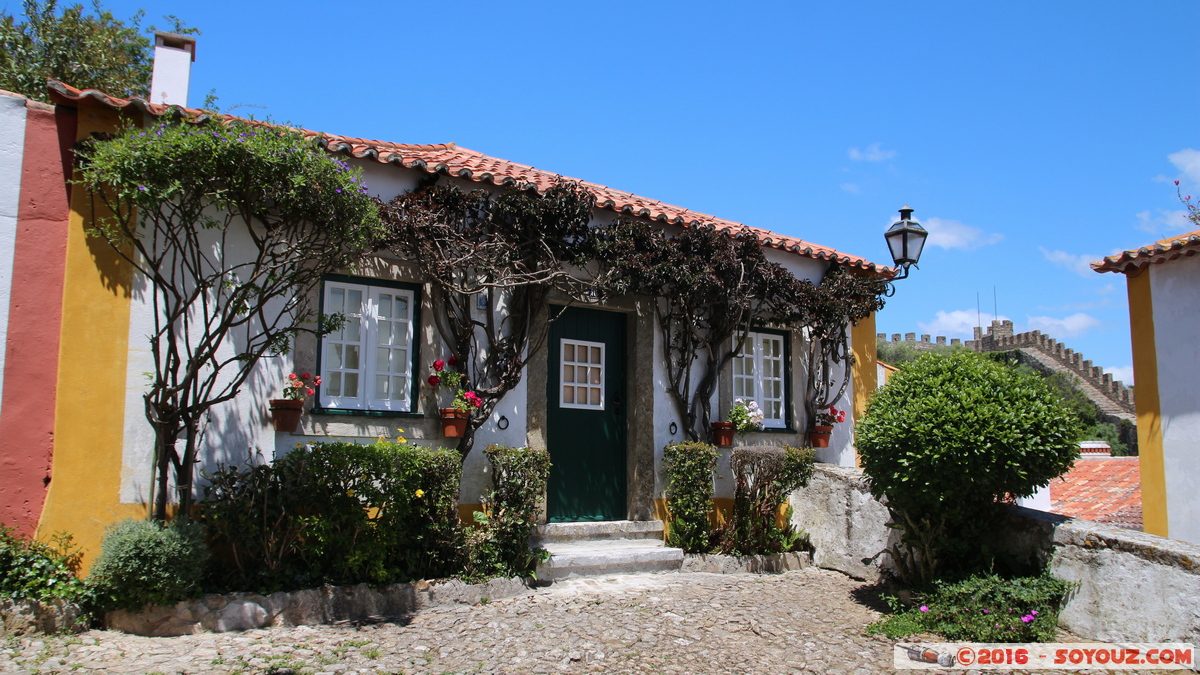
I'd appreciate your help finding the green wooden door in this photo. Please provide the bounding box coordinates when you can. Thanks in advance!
[546,306,627,521]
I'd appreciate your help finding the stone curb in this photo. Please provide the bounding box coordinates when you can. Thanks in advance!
[105,576,536,637]
[0,597,85,636]
[681,551,811,574]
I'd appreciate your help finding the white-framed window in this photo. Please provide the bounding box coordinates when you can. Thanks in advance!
[560,338,605,410]
[318,279,417,412]
[732,331,787,428]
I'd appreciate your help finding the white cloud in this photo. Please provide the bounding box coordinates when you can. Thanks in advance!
[1169,148,1200,186]
[1105,365,1134,386]
[1040,247,1101,278]
[923,217,1003,251]
[848,143,896,162]
[1136,208,1191,235]
[840,182,860,194]
[917,310,1008,338]
[1025,313,1101,338]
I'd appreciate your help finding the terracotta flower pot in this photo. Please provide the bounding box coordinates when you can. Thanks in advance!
[270,399,304,433]
[712,421,735,447]
[440,408,470,438]
[809,425,834,448]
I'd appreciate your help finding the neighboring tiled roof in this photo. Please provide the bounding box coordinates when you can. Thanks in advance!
[1050,457,1141,530]
[46,81,891,276]
[1092,230,1200,274]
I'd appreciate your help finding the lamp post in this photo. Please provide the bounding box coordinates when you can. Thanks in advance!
[884,205,927,286]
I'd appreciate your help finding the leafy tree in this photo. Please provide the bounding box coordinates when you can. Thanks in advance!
[857,351,1080,586]
[378,180,598,459]
[77,118,384,520]
[876,339,965,366]
[0,0,194,102]
[592,219,886,440]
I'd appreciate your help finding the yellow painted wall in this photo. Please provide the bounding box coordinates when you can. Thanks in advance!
[1127,269,1167,537]
[850,313,878,467]
[37,103,143,571]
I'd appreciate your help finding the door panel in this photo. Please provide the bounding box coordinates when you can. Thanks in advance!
[546,306,627,521]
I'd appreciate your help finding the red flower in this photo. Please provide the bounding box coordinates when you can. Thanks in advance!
[314,376,322,385]
[448,356,457,366]
[428,375,440,386]
[472,398,482,407]
[287,373,297,380]
[433,360,445,372]
[301,373,311,380]
[306,388,315,396]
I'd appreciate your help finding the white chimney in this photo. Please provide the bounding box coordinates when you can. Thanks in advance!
[150,32,196,106]
[1079,440,1112,458]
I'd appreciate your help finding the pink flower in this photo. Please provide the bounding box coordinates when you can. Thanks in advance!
[471,398,482,407]
[428,375,440,386]
[306,388,315,396]
[433,360,445,372]
[919,605,929,612]
[291,380,304,388]
[287,373,297,380]
[314,376,322,385]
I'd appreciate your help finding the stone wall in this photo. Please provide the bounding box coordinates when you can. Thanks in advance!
[877,332,963,350]
[0,598,84,636]
[789,464,1200,645]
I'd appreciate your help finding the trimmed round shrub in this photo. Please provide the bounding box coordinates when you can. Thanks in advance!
[88,518,207,611]
[857,351,1080,582]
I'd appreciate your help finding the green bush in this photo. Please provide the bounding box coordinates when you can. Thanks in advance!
[867,573,1074,643]
[716,445,814,555]
[199,440,462,592]
[464,445,552,580]
[857,351,1080,585]
[662,441,719,553]
[0,525,85,603]
[88,518,207,612]
[877,340,966,366]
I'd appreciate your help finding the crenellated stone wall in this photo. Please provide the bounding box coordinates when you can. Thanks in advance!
[965,320,1134,418]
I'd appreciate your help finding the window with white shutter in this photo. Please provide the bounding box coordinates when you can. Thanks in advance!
[732,330,788,429]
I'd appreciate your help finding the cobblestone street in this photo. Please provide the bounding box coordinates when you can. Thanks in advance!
[0,568,902,674]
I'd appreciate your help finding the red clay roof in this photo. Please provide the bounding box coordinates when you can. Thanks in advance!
[46,81,891,276]
[1050,457,1141,530]
[1092,229,1200,274]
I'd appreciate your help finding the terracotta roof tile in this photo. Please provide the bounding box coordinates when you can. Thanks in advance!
[46,81,891,275]
[1049,457,1141,530]
[1091,229,1200,274]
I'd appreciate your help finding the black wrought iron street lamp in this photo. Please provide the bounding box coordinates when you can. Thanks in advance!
[884,205,927,282]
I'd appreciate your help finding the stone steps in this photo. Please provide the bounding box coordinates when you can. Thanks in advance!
[533,520,684,581]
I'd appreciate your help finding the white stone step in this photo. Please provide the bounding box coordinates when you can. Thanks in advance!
[533,519,665,544]
[535,538,684,581]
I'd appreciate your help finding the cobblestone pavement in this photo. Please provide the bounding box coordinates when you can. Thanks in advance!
[0,568,1148,675]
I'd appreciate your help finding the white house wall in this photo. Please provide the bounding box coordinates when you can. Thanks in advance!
[1150,256,1200,544]
[0,95,27,419]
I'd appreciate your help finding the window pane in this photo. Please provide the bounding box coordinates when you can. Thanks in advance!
[348,290,362,310]
[564,344,575,361]
[378,294,392,319]
[563,386,574,403]
[590,346,601,364]
[347,318,361,342]
[376,347,391,373]
[564,365,574,382]
[346,345,360,369]
[589,388,601,406]
[331,287,345,313]
[375,374,389,399]
[328,371,342,397]
[344,372,359,398]
[328,343,343,369]
[590,367,601,384]
[396,297,408,319]
[378,322,392,346]
[393,349,407,372]
[393,376,406,399]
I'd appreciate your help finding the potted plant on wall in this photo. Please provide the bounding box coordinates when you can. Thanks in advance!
[809,404,845,448]
[714,398,765,447]
[428,358,482,438]
[270,372,320,433]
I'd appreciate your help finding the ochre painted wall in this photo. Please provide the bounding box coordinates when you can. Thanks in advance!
[0,103,76,537]
[36,102,143,570]
[1127,268,1166,537]
[850,313,878,467]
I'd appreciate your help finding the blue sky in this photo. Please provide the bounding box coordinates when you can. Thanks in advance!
[105,1,1200,383]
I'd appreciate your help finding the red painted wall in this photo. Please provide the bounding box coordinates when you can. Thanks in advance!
[0,102,76,536]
